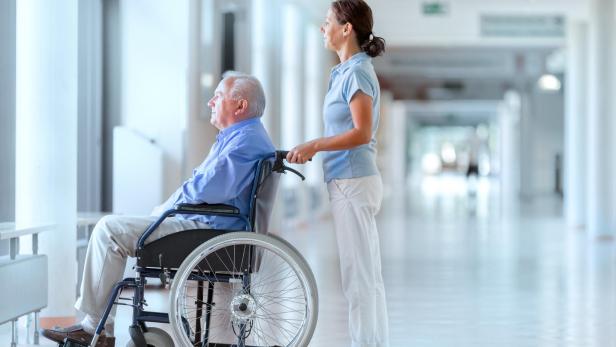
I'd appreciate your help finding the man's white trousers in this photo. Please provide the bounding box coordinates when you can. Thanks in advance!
[327,174,390,347]
[74,215,208,323]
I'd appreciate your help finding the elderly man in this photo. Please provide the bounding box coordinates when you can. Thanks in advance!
[42,72,275,346]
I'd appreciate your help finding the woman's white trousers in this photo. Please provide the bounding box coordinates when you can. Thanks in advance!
[327,175,390,347]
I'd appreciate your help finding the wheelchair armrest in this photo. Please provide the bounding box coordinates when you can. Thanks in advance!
[174,203,240,215]
[136,203,245,255]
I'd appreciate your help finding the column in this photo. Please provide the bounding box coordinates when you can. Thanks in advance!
[186,0,218,173]
[564,21,588,229]
[387,101,408,190]
[251,0,283,147]
[16,0,78,316]
[0,7,18,344]
[251,0,284,231]
[77,0,103,212]
[280,2,304,153]
[0,0,16,223]
[279,3,305,223]
[586,0,615,238]
[518,87,534,198]
[499,91,521,218]
[304,23,325,185]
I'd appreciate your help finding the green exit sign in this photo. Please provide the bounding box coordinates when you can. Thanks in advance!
[423,2,449,16]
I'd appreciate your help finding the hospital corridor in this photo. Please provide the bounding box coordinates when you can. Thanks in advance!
[2,0,616,346]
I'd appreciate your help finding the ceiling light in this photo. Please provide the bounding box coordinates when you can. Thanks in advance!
[537,74,561,91]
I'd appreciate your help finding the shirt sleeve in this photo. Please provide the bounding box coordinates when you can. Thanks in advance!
[178,140,256,205]
[342,68,375,104]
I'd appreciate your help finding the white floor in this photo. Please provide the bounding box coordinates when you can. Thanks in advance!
[3,175,616,346]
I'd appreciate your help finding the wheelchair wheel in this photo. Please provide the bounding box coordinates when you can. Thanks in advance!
[125,327,174,347]
[169,232,318,347]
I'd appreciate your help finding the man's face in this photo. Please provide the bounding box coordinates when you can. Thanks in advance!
[208,79,237,130]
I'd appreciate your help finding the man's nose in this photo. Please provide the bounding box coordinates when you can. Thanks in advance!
[207,97,215,107]
[320,25,324,34]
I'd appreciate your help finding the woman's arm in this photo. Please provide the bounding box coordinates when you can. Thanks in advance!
[287,91,373,164]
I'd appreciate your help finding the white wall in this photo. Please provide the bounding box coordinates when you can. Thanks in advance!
[120,0,190,200]
[113,127,163,214]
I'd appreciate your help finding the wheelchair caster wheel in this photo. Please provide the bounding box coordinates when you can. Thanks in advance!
[128,324,147,347]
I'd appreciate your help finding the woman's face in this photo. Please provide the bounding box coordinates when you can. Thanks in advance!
[320,8,345,51]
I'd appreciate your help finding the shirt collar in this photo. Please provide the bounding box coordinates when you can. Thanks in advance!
[217,117,260,139]
[331,52,369,75]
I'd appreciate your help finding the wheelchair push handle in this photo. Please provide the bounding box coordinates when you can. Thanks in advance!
[274,150,309,181]
[276,150,313,162]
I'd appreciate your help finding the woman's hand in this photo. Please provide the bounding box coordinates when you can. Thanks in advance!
[285,92,372,164]
[287,140,319,164]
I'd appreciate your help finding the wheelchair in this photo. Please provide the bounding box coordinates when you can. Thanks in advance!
[61,151,318,347]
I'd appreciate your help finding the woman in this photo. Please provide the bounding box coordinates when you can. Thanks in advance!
[286,1,389,346]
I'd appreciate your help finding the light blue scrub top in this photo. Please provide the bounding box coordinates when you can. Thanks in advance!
[322,52,381,183]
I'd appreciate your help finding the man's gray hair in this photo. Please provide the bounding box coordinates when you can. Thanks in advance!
[222,71,266,118]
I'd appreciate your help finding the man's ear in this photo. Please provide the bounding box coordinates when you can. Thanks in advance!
[236,99,248,116]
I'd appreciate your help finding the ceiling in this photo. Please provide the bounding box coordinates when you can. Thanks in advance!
[374,46,562,100]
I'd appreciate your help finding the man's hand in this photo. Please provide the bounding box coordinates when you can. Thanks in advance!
[287,140,318,164]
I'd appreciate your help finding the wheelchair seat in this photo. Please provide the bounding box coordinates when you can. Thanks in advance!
[137,228,233,269]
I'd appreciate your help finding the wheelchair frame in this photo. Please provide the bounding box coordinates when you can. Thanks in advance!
[80,151,304,347]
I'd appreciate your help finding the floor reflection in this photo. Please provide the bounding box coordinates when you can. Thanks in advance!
[288,174,616,347]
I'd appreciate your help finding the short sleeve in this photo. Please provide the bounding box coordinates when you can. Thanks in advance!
[342,68,375,104]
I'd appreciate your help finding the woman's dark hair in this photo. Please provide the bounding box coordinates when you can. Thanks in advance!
[331,0,385,57]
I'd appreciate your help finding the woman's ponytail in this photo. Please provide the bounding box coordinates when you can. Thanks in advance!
[360,34,385,57]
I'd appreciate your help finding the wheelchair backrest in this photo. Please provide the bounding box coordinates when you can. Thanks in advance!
[249,157,281,234]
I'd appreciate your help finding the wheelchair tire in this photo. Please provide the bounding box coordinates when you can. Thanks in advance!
[169,232,318,347]
[125,327,174,347]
